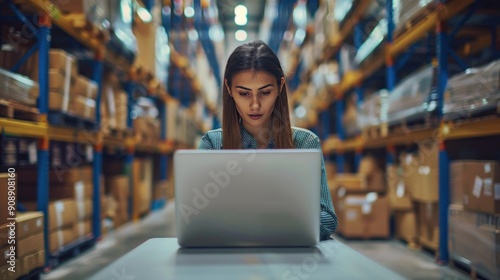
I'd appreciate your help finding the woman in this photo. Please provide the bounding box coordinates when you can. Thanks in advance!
[198,40,338,241]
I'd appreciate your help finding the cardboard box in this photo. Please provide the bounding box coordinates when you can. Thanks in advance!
[74,219,92,239]
[75,200,93,221]
[27,49,78,82]
[400,153,419,197]
[412,165,439,202]
[14,212,44,240]
[387,165,413,210]
[0,264,21,280]
[0,173,16,223]
[17,166,93,185]
[19,182,93,202]
[49,228,76,254]
[449,204,500,279]
[19,249,45,277]
[395,210,418,242]
[106,175,129,226]
[333,174,366,192]
[17,232,44,258]
[450,162,466,205]
[72,75,98,100]
[452,161,500,214]
[339,194,390,238]
[416,202,439,250]
[133,159,153,216]
[22,200,77,231]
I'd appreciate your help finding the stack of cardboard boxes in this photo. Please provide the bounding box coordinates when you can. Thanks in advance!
[28,49,97,121]
[101,73,128,135]
[388,142,440,250]
[448,160,500,279]
[0,174,46,279]
[132,159,153,218]
[18,166,98,254]
[330,156,389,238]
[105,175,129,228]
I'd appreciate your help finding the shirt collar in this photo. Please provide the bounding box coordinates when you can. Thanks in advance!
[240,123,275,149]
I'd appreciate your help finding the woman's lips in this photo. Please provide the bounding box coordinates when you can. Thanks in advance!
[249,114,263,120]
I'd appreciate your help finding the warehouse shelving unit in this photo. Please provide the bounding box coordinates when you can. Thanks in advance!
[0,0,224,271]
[305,0,500,265]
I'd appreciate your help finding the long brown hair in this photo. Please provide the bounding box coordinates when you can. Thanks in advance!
[222,40,293,149]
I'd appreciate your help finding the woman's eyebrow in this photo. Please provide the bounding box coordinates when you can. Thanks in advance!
[235,84,274,91]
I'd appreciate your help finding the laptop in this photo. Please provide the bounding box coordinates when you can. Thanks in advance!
[174,149,321,247]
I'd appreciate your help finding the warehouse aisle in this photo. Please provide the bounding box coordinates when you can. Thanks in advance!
[41,201,467,280]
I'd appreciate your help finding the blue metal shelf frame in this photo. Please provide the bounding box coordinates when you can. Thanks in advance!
[354,22,364,172]
[92,54,104,238]
[335,52,345,173]
[268,0,297,54]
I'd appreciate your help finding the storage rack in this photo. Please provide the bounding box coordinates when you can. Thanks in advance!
[295,0,500,264]
[0,0,223,271]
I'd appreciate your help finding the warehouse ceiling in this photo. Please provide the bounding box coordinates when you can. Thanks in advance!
[216,0,266,33]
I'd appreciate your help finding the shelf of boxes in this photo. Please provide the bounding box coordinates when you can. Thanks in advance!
[0,0,225,272]
[288,0,500,270]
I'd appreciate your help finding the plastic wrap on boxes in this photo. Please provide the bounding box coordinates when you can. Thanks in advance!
[334,0,354,23]
[0,68,39,106]
[357,89,389,130]
[393,0,434,33]
[355,19,387,64]
[443,59,500,120]
[387,65,437,125]
[449,204,500,280]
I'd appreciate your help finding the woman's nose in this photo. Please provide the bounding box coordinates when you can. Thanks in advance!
[250,96,260,110]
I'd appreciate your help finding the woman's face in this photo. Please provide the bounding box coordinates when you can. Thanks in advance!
[226,70,284,135]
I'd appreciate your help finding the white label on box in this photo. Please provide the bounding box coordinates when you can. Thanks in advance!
[345,197,365,205]
[55,201,65,227]
[485,163,491,174]
[473,176,483,198]
[28,142,37,164]
[86,145,93,162]
[346,210,357,221]
[396,181,405,198]
[36,218,42,228]
[405,155,413,165]
[338,187,346,198]
[77,201,85,219]
[495,184,500,200]
[361,203,372,214]
[75,181,84,201]
[483,178,493,197]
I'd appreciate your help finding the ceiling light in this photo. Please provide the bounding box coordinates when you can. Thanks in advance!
[235,30,247,41]
[234,15,247,26]
[234,5,247,16]
[184,7,195,18]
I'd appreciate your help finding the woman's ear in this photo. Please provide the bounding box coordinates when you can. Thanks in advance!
[224,79,232,97]
[280,77,285,94]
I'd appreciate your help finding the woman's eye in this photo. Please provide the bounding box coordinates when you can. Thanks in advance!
[238,92,250,96]
[260,91,271,96]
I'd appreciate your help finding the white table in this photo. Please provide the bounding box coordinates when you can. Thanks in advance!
[90,238,406,280]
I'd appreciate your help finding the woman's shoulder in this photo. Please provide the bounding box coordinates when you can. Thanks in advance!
[291,126,321,148]
[203,128,223,139]
[291,126,319,139]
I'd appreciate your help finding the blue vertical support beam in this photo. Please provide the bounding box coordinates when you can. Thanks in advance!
[92,50,104,238]
[385,0,396,172]
[335,50,345,173]
[157,99,168,209]
[269,0,296,54]
[36,13,50,264]
[436,20,449,264]
[125,81,135,219]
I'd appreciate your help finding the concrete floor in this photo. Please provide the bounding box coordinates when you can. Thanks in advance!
[41,202,469,280]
